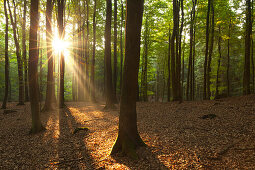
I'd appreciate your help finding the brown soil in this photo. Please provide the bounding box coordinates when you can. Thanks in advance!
[0,95,255,169]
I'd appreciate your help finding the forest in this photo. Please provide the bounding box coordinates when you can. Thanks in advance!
[0,0,255,169]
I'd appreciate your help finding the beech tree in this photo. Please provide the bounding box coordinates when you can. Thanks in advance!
[43,0,55,111]
[104,0,115,110]
[2,0,9,109]
[28,0,44,133]
[111,0,145,158]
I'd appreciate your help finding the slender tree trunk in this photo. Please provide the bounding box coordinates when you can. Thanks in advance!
[244,0,252,95]
[22,0,29,102]
[58,0,65,107]
[7,0,24,105]
[203,0,211,100]
[120,1,124,93]
[171,0,177,101]
[216,25,222,98]
[113,0,118,102]
[207,0,214,99]
[29,0,44,133]
[43,0,55,111]
[104,0,115,110]
[111,0,145,158]
[91,0,97,102]
[251,0,254,93]
[142,16,148,102]
[227,19,231,96]
[2,0,9,109]
[182,39,185,99]
[167,27,171,102]
[86,0,90,100]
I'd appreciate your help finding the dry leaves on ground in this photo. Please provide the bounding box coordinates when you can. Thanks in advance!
[0,95,255,169]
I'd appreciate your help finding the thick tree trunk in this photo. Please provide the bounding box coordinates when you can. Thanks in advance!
[29,0,44,133]
[7,0,24,105]
[203,0,211,100]
[104,0,115,110]
[215,25,222,98]
[2,0,9,109]
[91,0,97,102]
[111,0,145,159]
[58,0,65,107]
[43,0,55,111]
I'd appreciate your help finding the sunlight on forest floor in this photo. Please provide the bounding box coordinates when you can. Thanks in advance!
[0,95,255,169]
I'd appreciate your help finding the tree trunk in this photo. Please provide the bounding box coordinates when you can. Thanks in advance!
[91,0,97,102]
[142,16,148,102]
[43,0,55,111]
[215,25,222,98]
[22,0,29,102]
[206,0,214,99]
[7,0,24,105]
[203,0,211,100]
[113,0,118,102]
[167,27,171,102]
[120,1,124,93]
[58,0,65,107]
[227,19,231,96]
[104,0,115,110]
[111,0,145,159]
[2,0,9,109]
[29,0,44,133]
[85,0,90,100]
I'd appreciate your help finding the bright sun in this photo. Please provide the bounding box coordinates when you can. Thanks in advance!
[52,37,69,54]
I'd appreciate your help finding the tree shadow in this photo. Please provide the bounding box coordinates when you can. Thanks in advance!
[56,107,96,169]
[110,146,168,169]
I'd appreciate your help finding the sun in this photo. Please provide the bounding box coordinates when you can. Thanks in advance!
[52,37,69,54]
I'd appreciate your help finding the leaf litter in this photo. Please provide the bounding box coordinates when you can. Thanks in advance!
[0,94,254,169]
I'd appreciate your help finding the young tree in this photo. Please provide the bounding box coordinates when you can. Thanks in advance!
[7,0,25,105]
[58,0,65,107]
[111,0,145,158]
[104,0,115,110]
[2,0,9,109]
[167,27,171,102]
[29,0,44,133]
[42,0,55,111]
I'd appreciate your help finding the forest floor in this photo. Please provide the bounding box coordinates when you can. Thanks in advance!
[0,95,255,169]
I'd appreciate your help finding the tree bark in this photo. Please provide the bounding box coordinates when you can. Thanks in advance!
[58,0,65,107]
[111,0,145,159]
[206,0,214,99]
[22,0,29,102]
[90,0,97,102]
[167,26,171,102]
[29,0,44,133]
[7,0,24,105]
[113,0,118,102]
[104,0,115,110]
[227,19,231,96]
[215,25,222,98]
[2,0,9,109]
[203,0,211,100]
[120,1,124,93]
[43,0,55,111]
